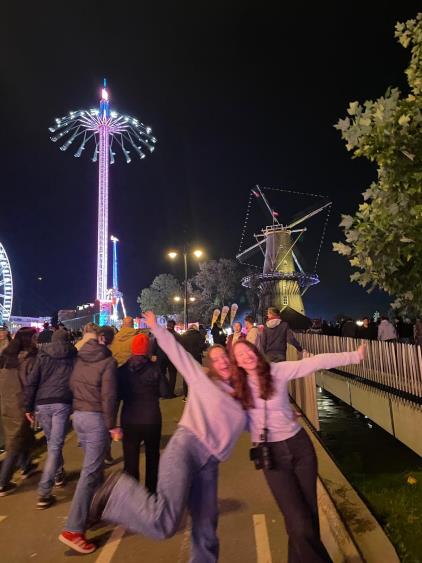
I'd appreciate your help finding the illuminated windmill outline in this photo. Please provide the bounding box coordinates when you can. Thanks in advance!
[236,186,332,316]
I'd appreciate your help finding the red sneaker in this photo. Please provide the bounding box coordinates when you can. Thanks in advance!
[58,531,96,554]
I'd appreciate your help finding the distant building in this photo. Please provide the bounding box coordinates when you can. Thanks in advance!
[8,315,51,334]
[58,303,98,331]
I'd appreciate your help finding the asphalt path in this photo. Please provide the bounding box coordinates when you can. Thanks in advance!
[0,388,288,562]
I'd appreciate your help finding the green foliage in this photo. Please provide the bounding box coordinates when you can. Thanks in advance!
[192,258,243,321]
[138,259,245,324]
[334,13,422,315]
[138,273,182,317]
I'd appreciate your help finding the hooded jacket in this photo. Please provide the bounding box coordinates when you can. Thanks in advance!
[110,327,140,367]
[0,349,37,452]
[378,320,397,341]
[119,355,170,425]
[259,318,302,362]
[24,340,77,412]
[70,339,117,429]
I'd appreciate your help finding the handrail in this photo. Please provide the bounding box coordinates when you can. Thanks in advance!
[294,333,422,400]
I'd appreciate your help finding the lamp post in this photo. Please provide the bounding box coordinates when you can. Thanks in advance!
[168,248,203,330]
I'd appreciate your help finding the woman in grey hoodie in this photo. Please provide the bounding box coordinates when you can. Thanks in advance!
[88,311,246,563]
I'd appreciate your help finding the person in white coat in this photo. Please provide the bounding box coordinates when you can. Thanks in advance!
[377,317,397,342]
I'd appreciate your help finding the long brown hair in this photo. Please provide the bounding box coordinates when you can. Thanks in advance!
[231,340,274,409]
[204,344,230,381]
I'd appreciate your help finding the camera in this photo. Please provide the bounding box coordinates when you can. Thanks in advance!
[249,443,273,471]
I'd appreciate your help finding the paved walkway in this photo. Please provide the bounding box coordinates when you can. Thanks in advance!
[0,393,288,562]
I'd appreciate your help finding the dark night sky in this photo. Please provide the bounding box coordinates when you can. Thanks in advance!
[1,2,420,320]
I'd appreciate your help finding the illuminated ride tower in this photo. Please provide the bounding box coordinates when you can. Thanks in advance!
[107,235,127,323]
[49,81,157,324]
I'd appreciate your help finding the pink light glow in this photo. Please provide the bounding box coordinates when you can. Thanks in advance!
[102,88,109,101]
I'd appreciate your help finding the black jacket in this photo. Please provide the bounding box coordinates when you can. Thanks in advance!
[24,341,77,411]
[119,355,170,426]
[70,339,117,429]
[181,329,206,361]
[211,325,226,346]
[259,320,302,362]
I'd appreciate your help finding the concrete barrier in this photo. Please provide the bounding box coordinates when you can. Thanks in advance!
[317,369,422,458]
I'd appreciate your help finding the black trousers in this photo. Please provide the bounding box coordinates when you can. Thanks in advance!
[263,429,332,563]
[122,423,161,493]
[160,358,177,396]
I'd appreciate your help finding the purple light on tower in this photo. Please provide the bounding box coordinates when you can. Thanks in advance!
[49,80,157,307]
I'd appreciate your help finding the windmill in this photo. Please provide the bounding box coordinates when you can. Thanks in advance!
[236,186,331,318]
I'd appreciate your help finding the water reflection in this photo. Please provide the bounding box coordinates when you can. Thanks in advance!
[316,388,421,475]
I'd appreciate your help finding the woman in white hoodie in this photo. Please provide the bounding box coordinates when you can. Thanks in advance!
[231,339,365,563]
[89,312,364,563]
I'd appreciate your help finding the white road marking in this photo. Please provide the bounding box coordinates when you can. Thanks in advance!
[253,514,272,563]
[95,526,125,563]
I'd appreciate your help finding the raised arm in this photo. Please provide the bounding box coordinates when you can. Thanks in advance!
[287,328,303,352]
[144,311,206,387]
[273,345,365,381]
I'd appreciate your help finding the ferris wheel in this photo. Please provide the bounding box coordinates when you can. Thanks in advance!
[0,243,13,324]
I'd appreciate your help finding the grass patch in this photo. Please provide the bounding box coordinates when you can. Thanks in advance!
[352,470,422,563]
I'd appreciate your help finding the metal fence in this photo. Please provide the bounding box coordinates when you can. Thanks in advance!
[294,333,422,400]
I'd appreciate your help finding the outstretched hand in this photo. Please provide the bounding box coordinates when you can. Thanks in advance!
[143,310,157,330]
[357,344,366,362]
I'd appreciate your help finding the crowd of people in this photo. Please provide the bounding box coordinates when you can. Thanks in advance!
[308,315,422,345]
[0,309,366,561]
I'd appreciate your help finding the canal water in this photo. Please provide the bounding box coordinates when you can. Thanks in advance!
[316,387,422,562]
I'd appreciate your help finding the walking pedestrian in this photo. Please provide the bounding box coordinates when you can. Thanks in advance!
[24,329,77,508]
[75,322,99,351]
[211,321,226,346]
[377,317,397,342]
[110,316,139,368]
[226,321,245,356]
[244,315,259,345]
[37,322,54,346]
[87,311,246,563]
[119,333,170,492]
[0,327,11,354]
[58,333,118,554]
[230,339,365,563]
[259,307,303,362]
[0,328,39,496]
[180,324,206,399]
[157,319,180,397]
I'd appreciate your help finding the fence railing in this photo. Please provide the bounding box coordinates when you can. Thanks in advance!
[294,333,422,400]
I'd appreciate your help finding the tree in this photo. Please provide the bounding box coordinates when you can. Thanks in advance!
[138,274,182,317]
[333,13,422,315]
[192,259,243,323]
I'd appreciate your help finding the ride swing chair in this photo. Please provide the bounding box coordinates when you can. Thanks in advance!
[236,186,332,325]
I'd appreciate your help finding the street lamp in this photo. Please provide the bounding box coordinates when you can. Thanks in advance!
[167,247,204,329]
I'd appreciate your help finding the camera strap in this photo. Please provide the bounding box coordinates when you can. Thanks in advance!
[260,399,269,443]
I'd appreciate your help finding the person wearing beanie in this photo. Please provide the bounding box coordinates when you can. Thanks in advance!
[118,333,170,493]
[24,328,77,509]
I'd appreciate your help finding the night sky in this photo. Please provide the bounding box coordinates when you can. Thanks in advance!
[1,2,420,321]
